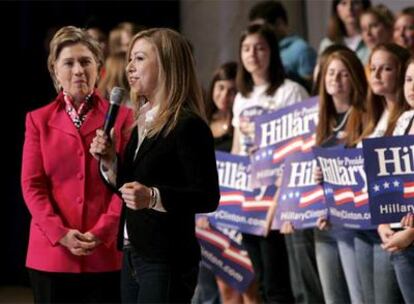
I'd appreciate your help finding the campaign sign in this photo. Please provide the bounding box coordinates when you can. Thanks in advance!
[275,152,327,229]
[251,96,319,187]
[362,135,414,224]
[313,147,374,229]
[239,105,274,154]
[195,219,255,293]
[208,151,274,236]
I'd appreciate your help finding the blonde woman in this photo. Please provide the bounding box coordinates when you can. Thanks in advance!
[90,28,220,303]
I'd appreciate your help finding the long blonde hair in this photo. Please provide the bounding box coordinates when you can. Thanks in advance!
[127,28,205,137]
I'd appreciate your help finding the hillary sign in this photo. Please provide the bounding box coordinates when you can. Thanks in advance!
[275,152,327,229]
[313,147,373,229]
[251,97,318,187]
[362,135,414,224]
[196,224,255,292]
[209,151,271,236]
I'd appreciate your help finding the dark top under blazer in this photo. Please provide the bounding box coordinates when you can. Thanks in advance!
[117,111,220,267]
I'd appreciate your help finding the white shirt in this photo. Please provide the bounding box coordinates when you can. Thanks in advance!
[232,79,309,155]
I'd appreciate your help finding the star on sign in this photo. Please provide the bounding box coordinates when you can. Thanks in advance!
[393,180,400,187]
[288,192,294,198]
[262,151,267,158]
[383,182,390,189]
[255,155,261,161]
[373,184,380,192]
[268,149,273,156]
[282,194,287,201]
[295,192,300,198]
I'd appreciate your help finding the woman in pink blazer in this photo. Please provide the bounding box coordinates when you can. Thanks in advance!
[21,26,133,303]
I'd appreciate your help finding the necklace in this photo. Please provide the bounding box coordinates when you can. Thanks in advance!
[332,107,352,132]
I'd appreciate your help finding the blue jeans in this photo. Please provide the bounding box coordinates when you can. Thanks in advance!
[314,228,350,304]
[121,245,198,303]
[336,229,364,304]
[354,230,403,304]
[285,230,324,304]
[391,245,414,303]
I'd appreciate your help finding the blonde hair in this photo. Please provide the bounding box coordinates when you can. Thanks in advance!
[47,26,103,92]
[97,51,129,101]
[127,28,206,137]
[109,22,142,55]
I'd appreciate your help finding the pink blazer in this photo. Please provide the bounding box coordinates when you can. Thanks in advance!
[21,92,133,273]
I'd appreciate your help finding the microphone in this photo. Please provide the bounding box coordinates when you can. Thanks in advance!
[103,87,125,136]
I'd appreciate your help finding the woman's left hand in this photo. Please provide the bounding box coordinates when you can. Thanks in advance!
[381,228,414,252]
[119,181,151,210]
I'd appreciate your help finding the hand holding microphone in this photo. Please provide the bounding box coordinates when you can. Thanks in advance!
[90,87,124,166]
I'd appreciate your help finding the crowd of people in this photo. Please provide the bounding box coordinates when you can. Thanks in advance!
[20,0,414,303]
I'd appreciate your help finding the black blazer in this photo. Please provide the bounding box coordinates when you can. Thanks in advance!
[117,112,220,267]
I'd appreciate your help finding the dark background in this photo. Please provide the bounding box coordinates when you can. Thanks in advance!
[3,0,179,285]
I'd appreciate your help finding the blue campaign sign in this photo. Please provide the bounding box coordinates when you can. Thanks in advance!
[251,96,318,187]
[195,216,255,293]
[208,151,275,236]
[275,152,327,229]
[313,147,374,229]
[362,135,414,224]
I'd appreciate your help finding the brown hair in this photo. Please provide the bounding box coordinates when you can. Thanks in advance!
[327,0,371,42]
[127,28,205,137]
[206,62,237,122]
[316,49,367,147]
[360,43,411,139]
[47,26,104,92]
[360,4,394,30]
[236,23,285,97]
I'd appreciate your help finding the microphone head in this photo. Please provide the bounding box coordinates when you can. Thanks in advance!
[109,87,125,106]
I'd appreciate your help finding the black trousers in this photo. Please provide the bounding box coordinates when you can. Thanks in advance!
[28,268,120,304]
[242,231,294,304]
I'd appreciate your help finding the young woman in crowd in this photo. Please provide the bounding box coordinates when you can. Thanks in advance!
[194,61,260,304]
[354,43,410,304]
[393,7,414,55]
[359,4,394,56]
[313,47,367,304]
[375,55,414,304]
[231,23,308,303]
[319,0,371,64]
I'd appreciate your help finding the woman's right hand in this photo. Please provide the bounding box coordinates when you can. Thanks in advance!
[316,217,330,231]
[89,129,116,169]
[196,216,210,229]
[58,229,98,256]
[280,221,295,234]
[313,166,323,184]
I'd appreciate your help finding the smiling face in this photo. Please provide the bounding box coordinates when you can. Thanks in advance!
[405,62,414,108]
[126,38,159,101]
[369,49,398,97]
[360,13,391,50]
[393,14,414,51]
[54,43,98,103]
[241,33,270,81]
[325,58,352,100]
